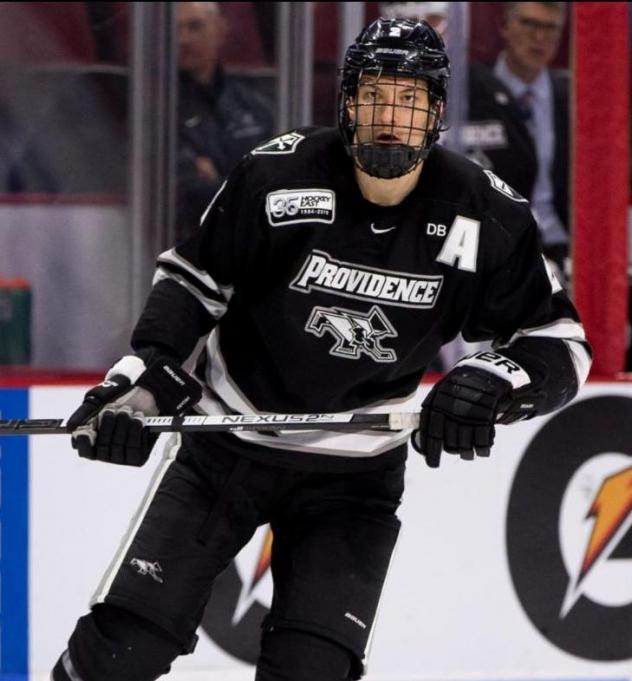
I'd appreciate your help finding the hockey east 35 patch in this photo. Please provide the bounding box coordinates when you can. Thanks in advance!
[266,189,335,226]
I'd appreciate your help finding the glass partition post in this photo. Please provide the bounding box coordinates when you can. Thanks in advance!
[444,2,469,155]
[338,2,364,70]
[129,2,177,324]
[275,2,314,133]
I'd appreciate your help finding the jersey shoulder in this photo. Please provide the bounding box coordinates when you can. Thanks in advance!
[249,126,336,157]
[428,144,535,230]
[241,127,345,184]
[207,128,346,226]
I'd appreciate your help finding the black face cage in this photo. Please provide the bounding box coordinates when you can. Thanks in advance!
[338,46,449,179]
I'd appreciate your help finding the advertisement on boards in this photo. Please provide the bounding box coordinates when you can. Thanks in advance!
[1,383,631,680]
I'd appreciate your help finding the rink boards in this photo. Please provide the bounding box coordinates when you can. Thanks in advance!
[1,383,632,680]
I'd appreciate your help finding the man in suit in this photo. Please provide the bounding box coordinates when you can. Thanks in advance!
[467,2,569,274]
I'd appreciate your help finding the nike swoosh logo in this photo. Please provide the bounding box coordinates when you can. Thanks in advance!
[370,223,397,234]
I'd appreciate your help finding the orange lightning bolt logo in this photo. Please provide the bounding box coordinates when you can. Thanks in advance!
[579,465,632,585]
[231,527,273,625]
[250,528,273,591]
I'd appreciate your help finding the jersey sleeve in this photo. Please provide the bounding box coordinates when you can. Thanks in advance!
[461,204,591,417]
[131,157,264,362]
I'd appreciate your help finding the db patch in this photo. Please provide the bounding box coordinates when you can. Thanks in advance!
[266,189,335,226]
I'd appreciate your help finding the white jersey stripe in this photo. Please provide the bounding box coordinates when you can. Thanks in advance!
[62,650,85,681]
[153,268,228,319]
[499,317,590,388]
[156,248,234,302]
[235,428,412,457]
[564,339,592,386]
[90,436,179,606]
[504,317,587,345]
[199,179,227,225]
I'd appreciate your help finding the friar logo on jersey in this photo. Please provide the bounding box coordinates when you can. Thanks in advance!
[483,169,528,202]
[306,304,397,362]
[252,131,305,155]
[266,189,335,226]
[507,395,632,661]
[130,558,164,584]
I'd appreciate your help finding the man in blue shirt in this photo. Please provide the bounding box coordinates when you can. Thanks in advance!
[467,2,569,275]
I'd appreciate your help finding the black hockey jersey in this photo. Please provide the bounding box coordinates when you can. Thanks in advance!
[132,127,591,459]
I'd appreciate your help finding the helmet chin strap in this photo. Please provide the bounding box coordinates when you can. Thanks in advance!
[352,144,426,179]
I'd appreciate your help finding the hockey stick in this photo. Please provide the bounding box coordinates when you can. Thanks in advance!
[0,412,420,436]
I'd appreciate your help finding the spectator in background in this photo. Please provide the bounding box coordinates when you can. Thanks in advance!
[176,2,273,242]
[467,2,569,277]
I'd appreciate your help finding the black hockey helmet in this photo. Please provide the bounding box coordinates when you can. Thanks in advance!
[338,17,450,179]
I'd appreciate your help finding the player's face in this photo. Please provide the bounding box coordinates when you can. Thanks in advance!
[350,75,436,148]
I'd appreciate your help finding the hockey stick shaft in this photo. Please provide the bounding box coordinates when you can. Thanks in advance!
[0,412,420,436]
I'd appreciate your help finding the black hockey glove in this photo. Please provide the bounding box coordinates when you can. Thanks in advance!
[67,355,201,466]
[412,351,537,468]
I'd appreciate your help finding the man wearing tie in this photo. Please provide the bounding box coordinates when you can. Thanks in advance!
[467,2,569,275]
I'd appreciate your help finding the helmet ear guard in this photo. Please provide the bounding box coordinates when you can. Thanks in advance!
[338,18,450,179]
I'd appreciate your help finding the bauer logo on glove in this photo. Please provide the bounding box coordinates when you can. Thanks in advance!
[455,350,531,388]
[411,350,542,468]
[68,355,201,466]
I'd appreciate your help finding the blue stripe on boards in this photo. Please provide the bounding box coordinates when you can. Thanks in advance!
[0,389,29,678]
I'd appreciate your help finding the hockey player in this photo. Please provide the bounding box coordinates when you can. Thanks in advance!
[52,18,591,681]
